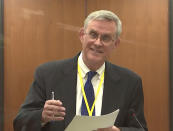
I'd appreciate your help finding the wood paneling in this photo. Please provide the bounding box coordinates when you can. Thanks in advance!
[4,0,84,131]
[4,0,170,131]
[170,0,173,130]
[87,0,169,131]
[0,0,4,130]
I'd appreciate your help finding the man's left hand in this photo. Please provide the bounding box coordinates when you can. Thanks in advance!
[97,126,120,131]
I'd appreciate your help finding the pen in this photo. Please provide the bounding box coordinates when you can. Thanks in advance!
[51,91,55,119]
[51,91,54,100]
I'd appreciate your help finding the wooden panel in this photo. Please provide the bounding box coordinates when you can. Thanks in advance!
[4,0,85,131]
[87,0,169,131]
[0,0,4,130]
[170,0,173,129]
[4,0,170,131]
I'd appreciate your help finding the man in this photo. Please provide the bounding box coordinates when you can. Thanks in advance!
[14,10,148,131]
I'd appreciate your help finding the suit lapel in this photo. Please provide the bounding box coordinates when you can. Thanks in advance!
[59,55,79,129]
[101,62,121,115]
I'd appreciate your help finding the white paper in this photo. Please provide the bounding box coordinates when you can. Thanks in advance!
[65,109,119,131]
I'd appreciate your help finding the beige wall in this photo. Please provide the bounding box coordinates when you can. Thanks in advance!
[4,0,169,131]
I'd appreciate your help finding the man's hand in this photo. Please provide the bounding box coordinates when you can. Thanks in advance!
[41,100,66,123]
[97,126,120,131]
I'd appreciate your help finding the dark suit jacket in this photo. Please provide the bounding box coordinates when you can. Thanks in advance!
[13,54,148,131]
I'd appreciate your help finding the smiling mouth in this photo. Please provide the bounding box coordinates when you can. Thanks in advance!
[90,48,103,54]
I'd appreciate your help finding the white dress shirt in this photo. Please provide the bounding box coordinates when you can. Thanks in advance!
[76,53,105,116]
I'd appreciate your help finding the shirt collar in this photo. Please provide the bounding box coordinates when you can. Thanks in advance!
[78,53,105,79]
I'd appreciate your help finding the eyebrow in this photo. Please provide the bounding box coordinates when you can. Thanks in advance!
[88,29,113,36]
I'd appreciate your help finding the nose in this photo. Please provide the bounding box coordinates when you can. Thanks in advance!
[94,36,103,46]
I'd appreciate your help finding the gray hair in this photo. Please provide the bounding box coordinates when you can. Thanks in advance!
[84,10,122,37]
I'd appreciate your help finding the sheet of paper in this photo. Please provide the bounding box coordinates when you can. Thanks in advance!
[65,109,119,131]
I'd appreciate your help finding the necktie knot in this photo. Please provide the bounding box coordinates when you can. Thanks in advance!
[87,71,97,81]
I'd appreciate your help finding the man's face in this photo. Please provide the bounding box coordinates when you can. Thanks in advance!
[79,20,120,66]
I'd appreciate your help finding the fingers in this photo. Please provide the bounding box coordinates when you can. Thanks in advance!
[97,126,120,131]
[46,100,63,106]
[44,100,65,113]
[42,100,66,123]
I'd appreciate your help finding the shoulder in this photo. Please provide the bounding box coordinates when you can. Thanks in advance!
[39,58,74,69]
[106,61,141,81]
[37,53,80,71]
[35,57,77,76]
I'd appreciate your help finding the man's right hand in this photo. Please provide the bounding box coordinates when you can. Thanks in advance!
[41,100,66,123]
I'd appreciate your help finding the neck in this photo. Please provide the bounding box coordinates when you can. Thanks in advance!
[85,62,101,71]
[82,55,104,71]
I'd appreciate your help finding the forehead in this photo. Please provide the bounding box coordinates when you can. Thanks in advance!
[86,20,117,34]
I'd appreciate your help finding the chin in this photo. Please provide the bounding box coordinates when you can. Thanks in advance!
[87,55,104,64]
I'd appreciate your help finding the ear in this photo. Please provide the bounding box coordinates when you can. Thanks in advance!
[114,37,120,48]
[79,28,85,43]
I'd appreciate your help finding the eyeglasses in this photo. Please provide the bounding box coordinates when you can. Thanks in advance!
[85,30,116,44]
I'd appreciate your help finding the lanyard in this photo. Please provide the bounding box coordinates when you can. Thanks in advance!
[78,60,104,116]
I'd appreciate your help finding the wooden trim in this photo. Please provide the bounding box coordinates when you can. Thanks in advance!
[169,0,173,131]
[0,0,4,130]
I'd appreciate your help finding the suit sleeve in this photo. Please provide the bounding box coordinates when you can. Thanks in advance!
[13,67,46,131]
